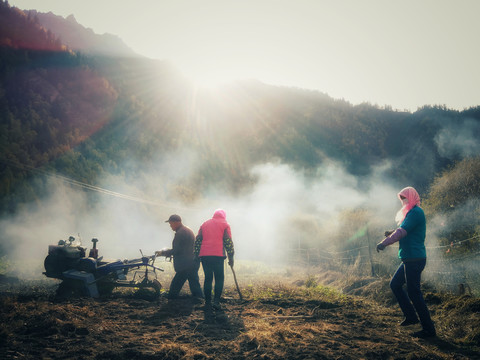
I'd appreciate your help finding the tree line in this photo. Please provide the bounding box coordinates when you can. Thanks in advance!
[1,45,480,211]
[1,0,480,256]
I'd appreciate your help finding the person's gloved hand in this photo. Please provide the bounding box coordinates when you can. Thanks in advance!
[228,257,234,267]
[376,242,386,252]
[155,250,164,257]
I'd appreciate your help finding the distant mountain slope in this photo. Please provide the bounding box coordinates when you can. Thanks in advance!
[0,1,64,51]
[1,0,480,217]
[25,10,139,58]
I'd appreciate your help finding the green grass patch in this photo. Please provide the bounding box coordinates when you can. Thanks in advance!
[0,256,10,275]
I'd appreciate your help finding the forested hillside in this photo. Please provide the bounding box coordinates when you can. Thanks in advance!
[1,0,480,247]
[24,9,138,57]
[0,1,64,51]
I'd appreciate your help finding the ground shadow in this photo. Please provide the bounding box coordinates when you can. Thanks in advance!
[194,299,246,341]
[426,336,480,359]
[143,297,197,325]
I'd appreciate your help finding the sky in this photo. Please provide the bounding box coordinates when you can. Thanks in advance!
[8,0,480,110]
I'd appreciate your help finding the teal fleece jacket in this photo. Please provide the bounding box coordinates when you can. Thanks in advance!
[398,206,427,260]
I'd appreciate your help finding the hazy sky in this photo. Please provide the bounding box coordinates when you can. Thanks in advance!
[9,0,480,111]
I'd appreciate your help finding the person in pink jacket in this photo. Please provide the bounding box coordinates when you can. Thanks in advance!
[194,209,234,310]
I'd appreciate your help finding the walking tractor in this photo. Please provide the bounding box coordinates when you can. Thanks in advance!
[43,236,164,298]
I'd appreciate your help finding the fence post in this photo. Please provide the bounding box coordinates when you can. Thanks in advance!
[366,226,376,277]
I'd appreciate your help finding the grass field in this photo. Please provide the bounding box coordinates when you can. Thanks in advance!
[0,261,479,359]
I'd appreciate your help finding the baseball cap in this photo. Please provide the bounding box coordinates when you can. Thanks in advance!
[165,214,182,223]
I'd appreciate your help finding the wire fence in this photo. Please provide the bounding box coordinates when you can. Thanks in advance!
[284,233,480,296]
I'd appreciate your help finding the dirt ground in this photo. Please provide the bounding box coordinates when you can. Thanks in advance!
[1,267,480,360]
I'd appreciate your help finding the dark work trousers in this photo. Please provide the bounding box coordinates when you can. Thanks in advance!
[168,262,203,299]
[201,256,225,304]
[390,259,435,333]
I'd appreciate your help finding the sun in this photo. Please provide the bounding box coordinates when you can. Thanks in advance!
[172,44,255,90]
[183,64,246,90]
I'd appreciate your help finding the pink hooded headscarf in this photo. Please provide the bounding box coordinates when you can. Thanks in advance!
[395,187,421,224]
[213,209,226,220]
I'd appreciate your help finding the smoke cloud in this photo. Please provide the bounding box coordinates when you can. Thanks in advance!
[6,151,477,293]
[2,125,478,293]
[1,155,405,279]
[423,198,480,292]
[434,118,480,159]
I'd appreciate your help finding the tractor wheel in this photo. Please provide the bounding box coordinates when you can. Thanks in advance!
[152,279,162,295]
[133,280,161,301]
[97,281,115,297]
[56,279,85,298]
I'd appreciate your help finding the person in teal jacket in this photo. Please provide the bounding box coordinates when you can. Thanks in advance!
[377,187,436,338]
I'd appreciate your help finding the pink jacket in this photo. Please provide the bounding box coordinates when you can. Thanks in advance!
[198,209,232,257]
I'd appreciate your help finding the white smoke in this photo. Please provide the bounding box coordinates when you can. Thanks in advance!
[0,157,404,278]
[434,118,480,159]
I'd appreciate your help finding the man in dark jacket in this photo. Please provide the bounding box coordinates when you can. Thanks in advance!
[156,214,203,300]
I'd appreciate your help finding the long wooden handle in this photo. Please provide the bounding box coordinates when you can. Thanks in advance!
[230,265,243,300]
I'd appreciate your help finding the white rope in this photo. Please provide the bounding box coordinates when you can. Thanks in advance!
[0,158,190,209]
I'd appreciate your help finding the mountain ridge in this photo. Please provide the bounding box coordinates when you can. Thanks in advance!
[1,1,138,57]
[25,9,140,58]
[1,0,480,217]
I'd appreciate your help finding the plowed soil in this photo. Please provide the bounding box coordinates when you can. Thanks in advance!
[1,270,479,360]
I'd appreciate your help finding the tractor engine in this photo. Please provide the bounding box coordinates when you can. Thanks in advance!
[43,237,87,279]
[43,236,163,299]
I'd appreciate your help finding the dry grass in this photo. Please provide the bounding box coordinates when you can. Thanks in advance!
[1,261,479,359]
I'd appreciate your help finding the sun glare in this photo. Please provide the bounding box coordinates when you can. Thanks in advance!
[185,65,246,90]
